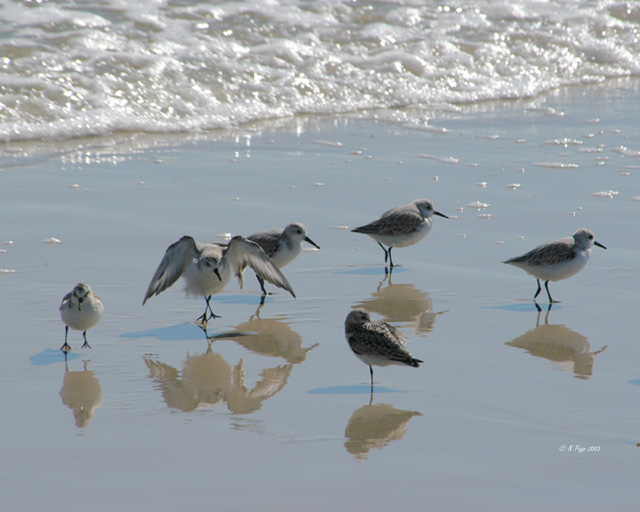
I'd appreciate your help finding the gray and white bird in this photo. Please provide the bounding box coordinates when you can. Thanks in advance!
[60,283,103,352]
[143,235,296,322]
[247,222,320,295]
[503,228,607,303]
[344,308,422,388]
[352,199,448,267]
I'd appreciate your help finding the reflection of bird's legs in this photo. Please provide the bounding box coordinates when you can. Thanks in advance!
[250,301,265,321]
[60,326,72,352]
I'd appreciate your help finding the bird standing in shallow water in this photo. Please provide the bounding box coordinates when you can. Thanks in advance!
[143,235,296,323]
[60,283,103,352]
[344,308,422,389]
[503,228,607,303]
[351,199,448,267]
[247,222,320,295]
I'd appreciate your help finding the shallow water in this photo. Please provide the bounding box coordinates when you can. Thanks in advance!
[1,82,640,510]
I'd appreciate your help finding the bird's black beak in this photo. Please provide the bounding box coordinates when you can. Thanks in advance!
[78,298,83,311]
[214,268,222,281]
[594,241,607,249]
[305,236,321,249]
[434,211,449,219]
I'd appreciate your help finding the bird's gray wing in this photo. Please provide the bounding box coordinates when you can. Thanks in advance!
[248,229,282,258]
[347,320,414,363]
[353,210,423,237]
[225,236,296,298]
[366,320,410,346]
[143,236,198,304]
[505,237,575,266]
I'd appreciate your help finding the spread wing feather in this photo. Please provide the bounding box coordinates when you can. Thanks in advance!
[225,236,296,298]
[143,236,198,304]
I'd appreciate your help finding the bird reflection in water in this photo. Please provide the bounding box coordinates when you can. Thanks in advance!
[344,395,421,460]
[59,359,103,428]
[144,350,293,414]
[209,305,318,363]
[355,268,446,336]
[505,303,607,379]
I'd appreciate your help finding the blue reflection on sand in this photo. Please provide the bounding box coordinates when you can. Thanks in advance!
[120,322,203,341]
[30,348,81,366]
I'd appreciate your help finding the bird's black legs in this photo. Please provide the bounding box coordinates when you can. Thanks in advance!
[533,279,558,303]
[369,365,374,391]
[81,331,92,349]
[196,295,221,324]
[544,280,558,303]
[377,242,388,264]
[534,279,542,300]
[377,242,397,267]
[60,326,72,353]
[256,275,268,296]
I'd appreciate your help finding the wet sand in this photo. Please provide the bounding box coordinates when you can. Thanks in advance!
[1,80,639,511]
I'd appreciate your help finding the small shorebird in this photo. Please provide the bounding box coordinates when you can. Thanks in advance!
[352,199,448,267]
[143,235,296,323]
[247,222,320,295]
[345,308,422,388]
[503,228,607,303]
[60,283,103,352]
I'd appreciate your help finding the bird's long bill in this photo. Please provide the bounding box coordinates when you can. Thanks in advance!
[594,240,607,249]
[434,210,449,219]
[214,268,222,280]
[78,298,83,311]
[304,236,321,249]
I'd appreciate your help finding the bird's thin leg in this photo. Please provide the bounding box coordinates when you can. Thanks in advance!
[256,275,269,296]
[377,242,389,264]
[533,279,542,300]
[81,331,92,349]
[388,247,396,267]
[544,280,559,303]
[197,295,220,323]
[369,365,374,390]
[60,326,72,352]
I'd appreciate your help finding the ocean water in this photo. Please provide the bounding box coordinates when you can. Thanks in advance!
[1,0,640,142]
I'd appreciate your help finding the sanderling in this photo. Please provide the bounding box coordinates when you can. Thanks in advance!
[345,308,422,388]
[247,222,320,295]
[143,235,296,323]
[352,199,448,267]
[503,228,606,303]
[60,283,103,352]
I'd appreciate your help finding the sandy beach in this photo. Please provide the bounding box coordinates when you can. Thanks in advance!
[2,80,640,511]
